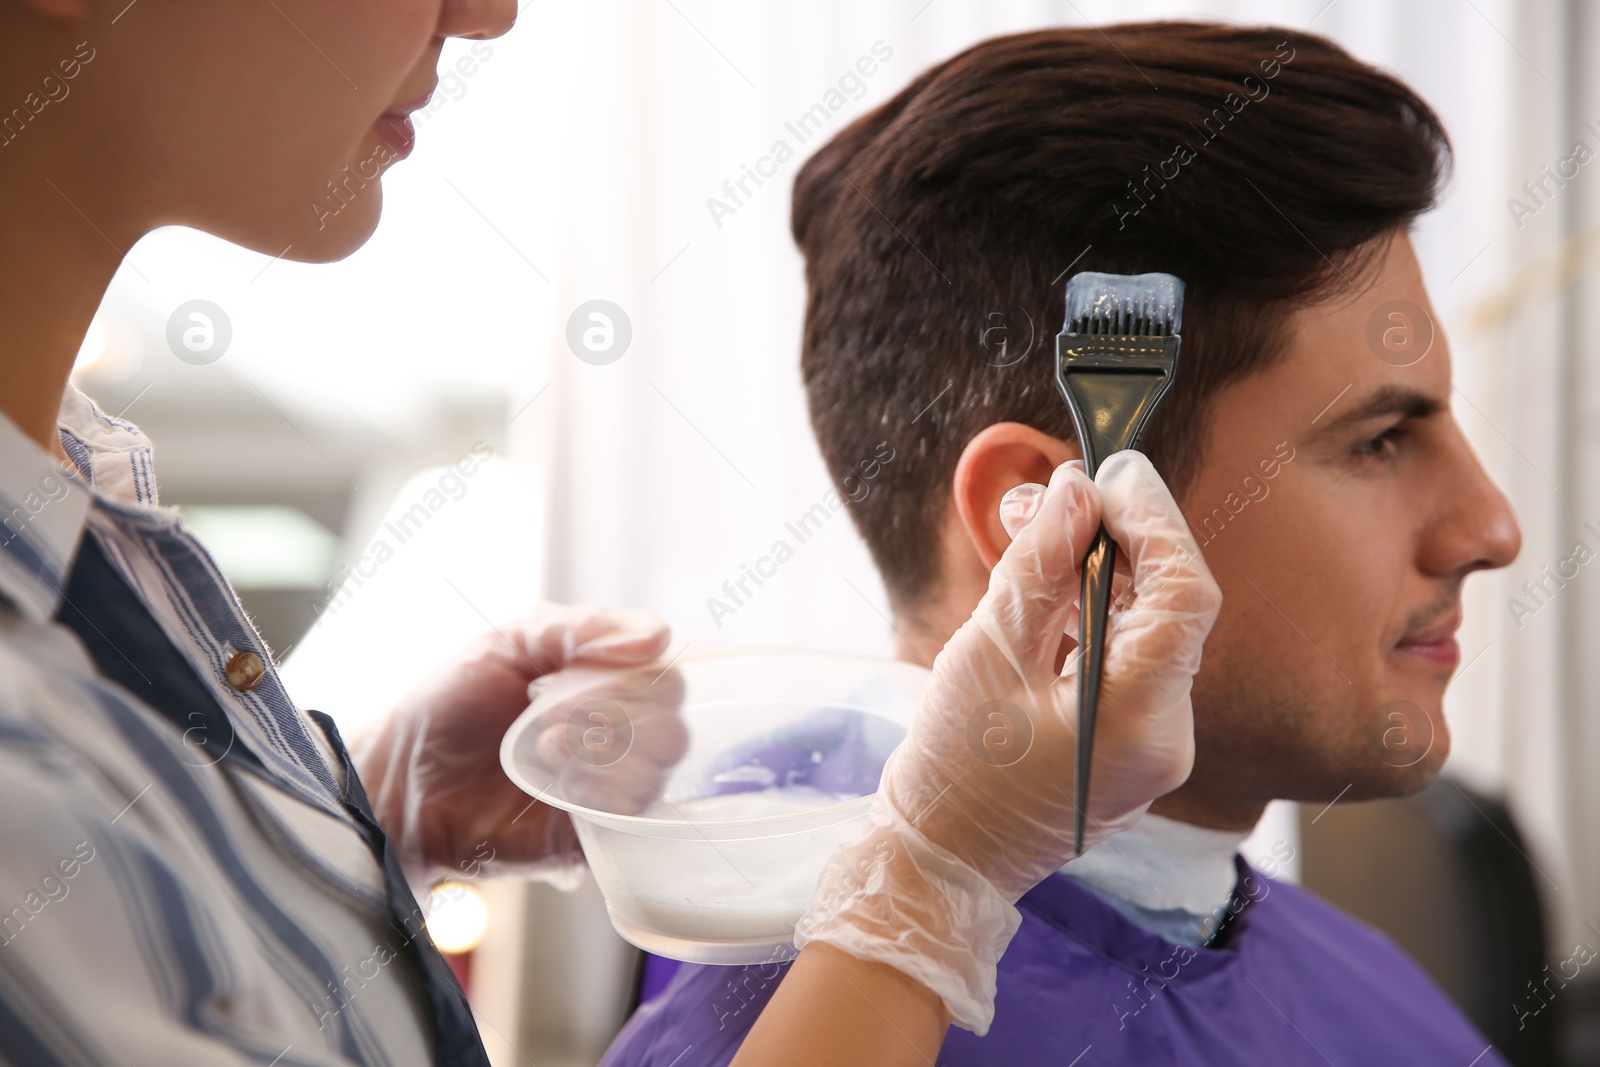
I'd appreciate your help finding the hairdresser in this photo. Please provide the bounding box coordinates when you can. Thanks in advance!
[0,2,1220,1066]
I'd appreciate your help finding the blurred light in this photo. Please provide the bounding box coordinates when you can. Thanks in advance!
[427,881,490,954]
[72,315,145,384]
[73,317,109,373]
[180,505,338,589]
[280,457,541,736]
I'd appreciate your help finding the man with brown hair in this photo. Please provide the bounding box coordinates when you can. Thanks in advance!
[602,21,1521,1066]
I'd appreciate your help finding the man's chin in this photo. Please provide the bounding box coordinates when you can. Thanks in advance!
[1371,757,1445,799]
[1342,729,1451,802]
[1344,692,1451,797]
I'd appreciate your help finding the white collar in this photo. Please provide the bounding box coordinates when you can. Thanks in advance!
[1060,811,1248,916]
[0,383,160,622]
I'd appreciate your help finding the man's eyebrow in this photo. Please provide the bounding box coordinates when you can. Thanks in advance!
[1311,384,1445,435]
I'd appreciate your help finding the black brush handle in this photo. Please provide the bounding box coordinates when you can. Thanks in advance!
[1073,523,1116,855]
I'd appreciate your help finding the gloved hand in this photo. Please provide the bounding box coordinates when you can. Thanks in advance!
[522,659,691,818]
[347,602,671,888]
[794,451,1221,1034]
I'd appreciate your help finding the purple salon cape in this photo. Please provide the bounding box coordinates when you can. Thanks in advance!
[599,856,1508,1066]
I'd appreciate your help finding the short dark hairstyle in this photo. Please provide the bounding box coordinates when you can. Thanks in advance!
[792,22,1449,612]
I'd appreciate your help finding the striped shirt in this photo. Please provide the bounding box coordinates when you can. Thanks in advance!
[0,386,443,1066]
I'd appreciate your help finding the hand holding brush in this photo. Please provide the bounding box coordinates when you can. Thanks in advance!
[796,452,1220,1034]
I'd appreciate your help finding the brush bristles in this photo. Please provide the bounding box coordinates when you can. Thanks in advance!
[1062,271,1185,337]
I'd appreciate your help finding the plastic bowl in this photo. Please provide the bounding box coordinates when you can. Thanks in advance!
[500,649,929,964]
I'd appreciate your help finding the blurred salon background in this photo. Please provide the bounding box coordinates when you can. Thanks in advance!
[73,1,1600,1063]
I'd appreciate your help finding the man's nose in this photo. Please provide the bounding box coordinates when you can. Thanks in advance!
[437,0,518,42]
[1421,419,1522,579]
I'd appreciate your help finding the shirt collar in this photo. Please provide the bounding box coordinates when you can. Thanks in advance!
[0,383,158,622]
[56,384,159,506]
[1060,811,1249,916]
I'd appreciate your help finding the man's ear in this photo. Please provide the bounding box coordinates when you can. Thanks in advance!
[951,422,1079,570]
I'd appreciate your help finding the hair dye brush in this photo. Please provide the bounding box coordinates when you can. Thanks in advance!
[1055,271,1185,855]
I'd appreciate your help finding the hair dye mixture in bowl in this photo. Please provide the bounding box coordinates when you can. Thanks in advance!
[501,651,927,963]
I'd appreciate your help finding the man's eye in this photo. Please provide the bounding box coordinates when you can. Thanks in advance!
[1355,428,1403,459]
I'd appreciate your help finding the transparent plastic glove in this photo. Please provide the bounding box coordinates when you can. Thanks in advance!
[347,602,671,887]
[523,660,691,817]
[795,451,1221,1034]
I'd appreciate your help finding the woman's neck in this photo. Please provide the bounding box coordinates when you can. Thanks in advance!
[0,154,130,459]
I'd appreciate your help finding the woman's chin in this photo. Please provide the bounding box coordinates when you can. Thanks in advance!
[275,193,386,264]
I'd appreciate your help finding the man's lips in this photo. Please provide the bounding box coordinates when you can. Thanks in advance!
[1394,611,1461,668]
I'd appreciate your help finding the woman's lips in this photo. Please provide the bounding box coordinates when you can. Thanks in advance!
[372,84,434,160]
[374,112,417,159]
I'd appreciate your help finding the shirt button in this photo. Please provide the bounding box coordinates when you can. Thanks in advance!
[225,651,266,691]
